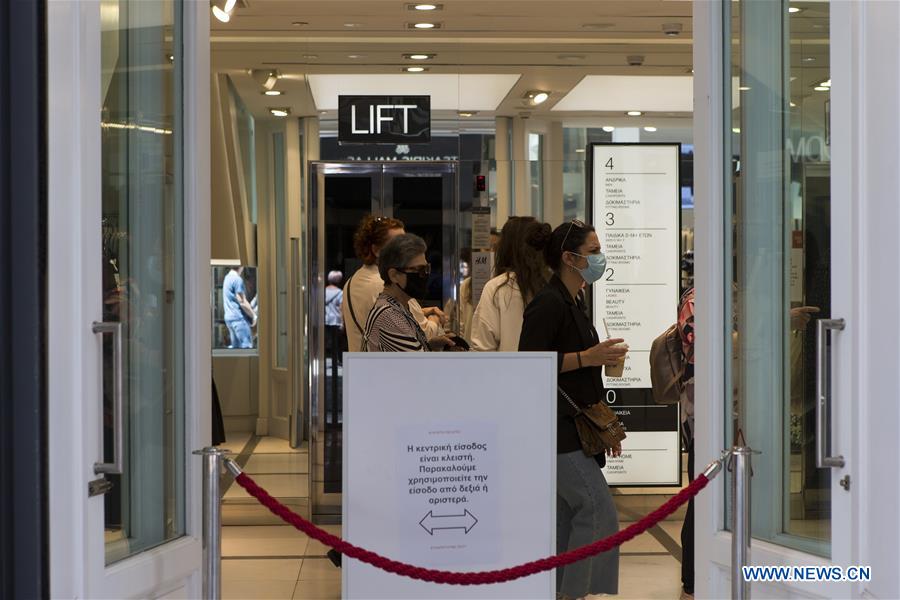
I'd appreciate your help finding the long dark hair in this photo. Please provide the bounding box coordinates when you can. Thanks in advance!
[544,220,596,272]
[494,216,552,304]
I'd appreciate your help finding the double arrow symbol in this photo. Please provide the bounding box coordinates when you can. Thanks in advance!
[419,510,479,535]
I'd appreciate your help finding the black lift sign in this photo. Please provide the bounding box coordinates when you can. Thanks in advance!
[338,95,431,144]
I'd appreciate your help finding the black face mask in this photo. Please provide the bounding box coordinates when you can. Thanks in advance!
[399,271,429,299]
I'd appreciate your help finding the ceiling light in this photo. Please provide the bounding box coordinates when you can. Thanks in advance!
[525,90,550,105]
[790,101,797,107]
[412,3,441,10]
[662,23,683,37]
[814,86,829,92]
[819,79,832,87]
[269,108,290,117]
[292,21,308,26]
[558,54,586,61]
[575,148,586,153]
[413,22,437,29]
[263,90,283,96]
[347,54,365,59]
[167,54,174,62]
[404,53,435,60]
[458,111,476,117]
[404,66,428,73]
[739,86,751,91]
[250,69,279,90]
[626,110,643,116]
[643,126,657,132]
[788,6,802,13]
[602,126,615,132]
[732,127,741,133]
[803,57,816,63]
[320,111,328,115]
[344,23,363,28]
[211,5,230,22]
[303,54,319,60]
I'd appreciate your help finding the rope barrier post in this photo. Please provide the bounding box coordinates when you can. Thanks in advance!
[731,446,754,600]
[194,447,230,600]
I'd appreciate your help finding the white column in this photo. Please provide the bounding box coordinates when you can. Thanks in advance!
[543,121,565,227]
[494,117,511,227]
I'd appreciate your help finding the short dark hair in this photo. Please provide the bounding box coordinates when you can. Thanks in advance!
[544,220,596,271]
[377,233,427,283]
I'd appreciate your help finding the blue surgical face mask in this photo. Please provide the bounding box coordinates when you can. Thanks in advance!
[570,251,607,284]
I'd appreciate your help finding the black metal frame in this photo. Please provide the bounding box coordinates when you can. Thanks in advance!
[0,0,48,596]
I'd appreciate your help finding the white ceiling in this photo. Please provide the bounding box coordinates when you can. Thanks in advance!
[214,0,829,122]
[552,75,693,112]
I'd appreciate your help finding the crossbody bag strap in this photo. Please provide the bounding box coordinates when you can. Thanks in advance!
[345,276,365,337]
[558,386,582,415]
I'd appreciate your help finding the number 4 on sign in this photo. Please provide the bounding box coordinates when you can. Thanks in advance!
[606,157,614,170]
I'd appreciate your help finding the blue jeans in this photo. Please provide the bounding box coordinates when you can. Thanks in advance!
[226,319,253,349]
[556,450,620,597]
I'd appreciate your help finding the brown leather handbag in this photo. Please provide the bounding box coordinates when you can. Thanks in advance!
[559,386,627,456]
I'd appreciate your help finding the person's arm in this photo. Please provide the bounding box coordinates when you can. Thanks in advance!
[470,286,500,351]
[409,299,443,340]
[236,292,255,320]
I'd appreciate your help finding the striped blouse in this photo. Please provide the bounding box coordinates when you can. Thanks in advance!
[364,293,431,352]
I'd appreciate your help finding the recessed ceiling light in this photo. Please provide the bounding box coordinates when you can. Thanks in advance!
[790,101,797,107]
[739,86,751,91]
[347,54,365,59]
[263,90,283,96]
[788,6,802,13]
[404,66,428,73]
[291,21,308,26]
[404,53,435,60]
[524,90,550,105]
[803,57,816,63]
[344,23,364,28]
[626,110,643,116]
[575,148,586,153]
[270,108,290,117]
[732,127,741,133]
[814,86,829,92]
[458,111,476,117]
[412,3,441,10]
[819,79,831,87]
[602,126,615,132]
[303,54,319,60]
[413,22,437,29]
[167,54,174,62]
[211,6,230,22]
[790,76,798,81]
[643,126,657,132]
[557,54,586,61]
[320,110,328,115]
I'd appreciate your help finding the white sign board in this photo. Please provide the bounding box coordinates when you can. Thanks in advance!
[470,251,494,306]
[343,353,557,599]
[591,143,682,486]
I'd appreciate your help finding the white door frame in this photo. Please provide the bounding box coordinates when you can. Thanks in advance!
[693,0,868,597]
[47,1,210,597]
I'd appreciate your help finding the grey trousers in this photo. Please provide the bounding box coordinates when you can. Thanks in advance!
[556,450,620,597]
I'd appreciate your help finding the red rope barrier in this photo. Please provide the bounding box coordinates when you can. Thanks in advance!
[232,470,709,586]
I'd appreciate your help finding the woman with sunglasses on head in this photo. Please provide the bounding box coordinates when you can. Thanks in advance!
[364,233,455,352]
[342,215,447,353]
[471,216,552,352]
[519,219,628,600]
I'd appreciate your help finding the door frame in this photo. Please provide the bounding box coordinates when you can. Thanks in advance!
[47,1,209,597]
[693,0,862,597]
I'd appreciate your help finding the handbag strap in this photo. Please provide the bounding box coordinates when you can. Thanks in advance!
[558,386,583,415]
[344,276,369,351]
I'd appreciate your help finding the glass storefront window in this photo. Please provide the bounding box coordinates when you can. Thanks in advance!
[100,0,185,564]
[725,0,832,556]
[274,132,289,368]
[211,264,259,353]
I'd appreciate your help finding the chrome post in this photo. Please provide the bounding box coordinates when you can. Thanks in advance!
[194,447,229,600]
[732,446,753,600]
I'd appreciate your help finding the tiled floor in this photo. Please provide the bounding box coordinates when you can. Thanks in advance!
[222,434,685,599]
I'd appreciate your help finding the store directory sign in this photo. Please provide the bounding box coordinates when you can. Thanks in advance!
[343,353,556,599]
[590,143,681,486]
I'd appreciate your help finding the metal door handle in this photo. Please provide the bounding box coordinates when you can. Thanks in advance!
[92,321,124,475]
[816,318,845,469]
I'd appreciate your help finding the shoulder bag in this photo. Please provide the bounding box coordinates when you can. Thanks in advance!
[558,386,627,456]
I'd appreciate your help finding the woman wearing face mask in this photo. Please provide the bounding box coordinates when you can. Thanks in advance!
[364,233,454,352]
[342,215,447,353]
[518,219,627,600]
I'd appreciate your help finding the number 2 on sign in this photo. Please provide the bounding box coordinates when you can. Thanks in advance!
[605,268,615,281]
[605,157,614,170]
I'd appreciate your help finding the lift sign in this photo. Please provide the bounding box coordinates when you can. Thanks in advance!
[339,95,431,144]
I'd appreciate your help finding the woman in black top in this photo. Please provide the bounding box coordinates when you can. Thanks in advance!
[519,219,627,599]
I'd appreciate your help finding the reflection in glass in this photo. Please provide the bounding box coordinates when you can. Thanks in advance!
[212,264,259,352]
[725,0,831,555]
[100,0,184,564]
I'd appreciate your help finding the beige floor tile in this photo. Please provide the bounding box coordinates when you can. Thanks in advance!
[619,528,668,553]
[225,474,309,500]
[222,525,310,557]
[617,554,682,599]
[303,538,331,557]
[245,453,309,475]
[223,558,303,582]
[219,432,253,455]
[292,579,341,600]
[222,579,297,600]
[254,437,307,454]
[298,558,341,581]
[657,520,686,543]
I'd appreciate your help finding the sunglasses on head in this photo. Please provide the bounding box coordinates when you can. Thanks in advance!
[400,265,431,277]
[560,219,586,252]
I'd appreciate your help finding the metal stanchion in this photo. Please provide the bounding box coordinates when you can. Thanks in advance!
[731,446,753,600]
[194,447,230,600]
